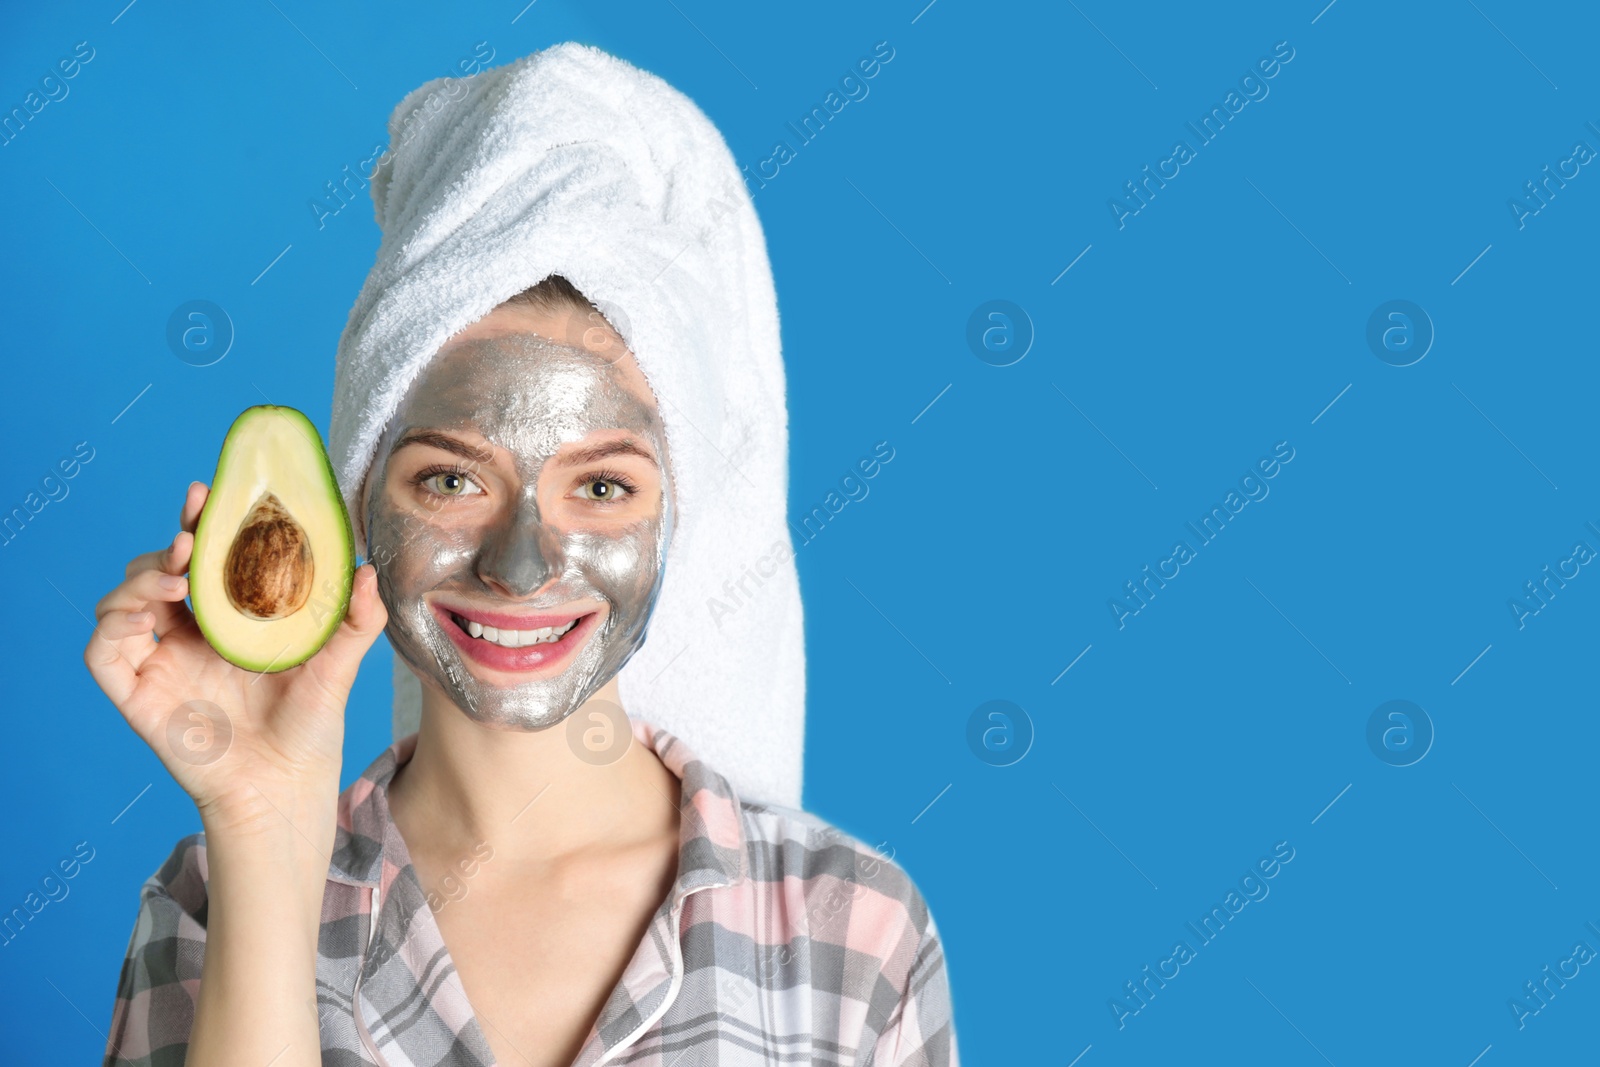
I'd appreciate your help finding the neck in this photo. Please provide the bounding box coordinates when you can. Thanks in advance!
[386,674,682,865]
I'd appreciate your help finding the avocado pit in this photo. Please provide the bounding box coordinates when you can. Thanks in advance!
[223,491,315,620]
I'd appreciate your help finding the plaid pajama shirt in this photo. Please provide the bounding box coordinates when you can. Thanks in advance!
[103,716,959,1066]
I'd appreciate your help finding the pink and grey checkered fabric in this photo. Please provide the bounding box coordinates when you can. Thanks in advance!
[102,716,959,1066]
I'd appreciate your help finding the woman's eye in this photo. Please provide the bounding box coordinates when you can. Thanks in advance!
[420,471,481,497]
[575,477,632,503]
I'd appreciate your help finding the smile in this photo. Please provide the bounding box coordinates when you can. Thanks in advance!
[428,600,600,674]
[450,613,578,648]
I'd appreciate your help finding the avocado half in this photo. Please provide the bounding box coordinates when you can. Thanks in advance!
[190,405,356,673]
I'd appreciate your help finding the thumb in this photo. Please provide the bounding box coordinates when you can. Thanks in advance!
[304,564,388,695]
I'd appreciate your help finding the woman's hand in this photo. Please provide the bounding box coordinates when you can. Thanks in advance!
[84,481,388,834]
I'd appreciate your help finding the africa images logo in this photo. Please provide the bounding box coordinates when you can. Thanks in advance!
[1109,441,1295,629]
[1108,41,1296,230]
[1110,841,1297,1028]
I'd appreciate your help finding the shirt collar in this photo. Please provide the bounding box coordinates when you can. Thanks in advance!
[327,714,749,894]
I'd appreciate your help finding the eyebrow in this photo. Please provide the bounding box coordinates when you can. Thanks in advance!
[390,430,656,468]
[555,437,659,468]
[391,430,495,465]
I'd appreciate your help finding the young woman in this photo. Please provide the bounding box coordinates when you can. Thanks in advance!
[90,44,958,1067]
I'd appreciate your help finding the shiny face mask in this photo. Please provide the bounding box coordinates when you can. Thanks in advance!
[363,331,674,731]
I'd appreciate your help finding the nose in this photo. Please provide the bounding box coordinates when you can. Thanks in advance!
[475,493,565,599]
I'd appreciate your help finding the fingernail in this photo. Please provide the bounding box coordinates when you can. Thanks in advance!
[158,574,185,591]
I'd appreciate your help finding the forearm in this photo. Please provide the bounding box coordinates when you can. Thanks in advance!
[186,797,336,1067]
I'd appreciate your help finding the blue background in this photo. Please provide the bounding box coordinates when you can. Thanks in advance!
[3,0,1597,1063]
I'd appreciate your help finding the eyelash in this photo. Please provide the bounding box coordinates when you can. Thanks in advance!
[409,464,641,505]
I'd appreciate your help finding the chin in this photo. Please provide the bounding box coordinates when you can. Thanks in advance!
[470,707,575,732]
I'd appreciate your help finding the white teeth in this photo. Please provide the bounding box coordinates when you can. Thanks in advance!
[454,614,579,649]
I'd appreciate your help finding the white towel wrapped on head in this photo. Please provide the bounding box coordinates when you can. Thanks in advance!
[328,41,805,810]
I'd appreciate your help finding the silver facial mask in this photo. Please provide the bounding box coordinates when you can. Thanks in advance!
[364,332,674,731]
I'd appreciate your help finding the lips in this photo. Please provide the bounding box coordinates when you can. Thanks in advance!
[437,602,586,631]
[428,599,601,674]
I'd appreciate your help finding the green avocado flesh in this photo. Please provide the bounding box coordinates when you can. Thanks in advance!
[190,406,355,673]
